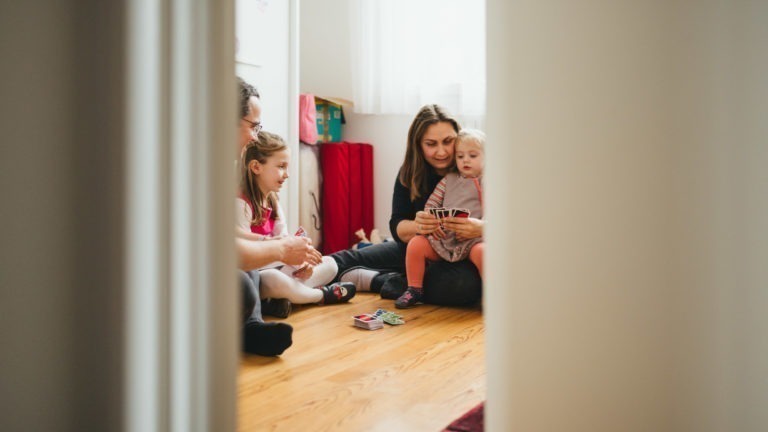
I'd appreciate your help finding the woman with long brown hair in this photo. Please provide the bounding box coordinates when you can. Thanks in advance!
[331,104,483,306]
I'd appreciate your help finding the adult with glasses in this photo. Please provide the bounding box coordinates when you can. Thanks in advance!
[331,104,483,307]
[241,115,262,135]
[236,77,321,356]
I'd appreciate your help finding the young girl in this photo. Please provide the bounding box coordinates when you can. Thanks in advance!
[395,129,485,308]
[237,131,355,308]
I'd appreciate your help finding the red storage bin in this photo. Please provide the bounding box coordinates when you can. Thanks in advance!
[320,142,374,255]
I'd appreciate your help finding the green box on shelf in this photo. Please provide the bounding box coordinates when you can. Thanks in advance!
[315,97,351,143]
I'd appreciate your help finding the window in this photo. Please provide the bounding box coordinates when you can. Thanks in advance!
[350,0,486,116]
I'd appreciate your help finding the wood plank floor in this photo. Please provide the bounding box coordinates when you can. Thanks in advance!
[237,292,485,432]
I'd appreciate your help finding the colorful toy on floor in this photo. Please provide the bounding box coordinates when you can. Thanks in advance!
[373,308,405,325]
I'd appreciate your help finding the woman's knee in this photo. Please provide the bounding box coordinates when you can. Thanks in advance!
[423,260,482,306]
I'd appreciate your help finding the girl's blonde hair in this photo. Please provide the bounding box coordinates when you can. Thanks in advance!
[455,128,486,152]
[240,131,287,226]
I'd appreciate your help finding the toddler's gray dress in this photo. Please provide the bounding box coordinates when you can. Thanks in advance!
[426,173,483,262]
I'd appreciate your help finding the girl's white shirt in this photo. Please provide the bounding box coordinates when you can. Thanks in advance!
[234,197,288,238]
[235,197,290,270]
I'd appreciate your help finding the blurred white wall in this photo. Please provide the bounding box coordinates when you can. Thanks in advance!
[300,0,413,237]
[486,1,768,430]
[236,0,300,228]
[1,1,126,430]
[0,1,237,431]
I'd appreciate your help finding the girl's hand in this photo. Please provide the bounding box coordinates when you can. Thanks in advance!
[279,237,320,266]
[292,264,314,280]
[306,246,323,266]
[443,217,484,241]
[414,210,441,237]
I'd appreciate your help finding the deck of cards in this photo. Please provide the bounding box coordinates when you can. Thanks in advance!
[427,207,471,229]
[353,309,405,330]
[353,314,383,330]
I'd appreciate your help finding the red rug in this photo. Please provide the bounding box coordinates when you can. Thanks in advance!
[442,402,484,432]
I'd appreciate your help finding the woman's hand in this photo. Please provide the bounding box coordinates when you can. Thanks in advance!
[414,210,446,239]
[443,217,484,241]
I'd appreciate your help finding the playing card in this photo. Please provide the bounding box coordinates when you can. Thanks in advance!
[369,309,404,326]
[381,314,404,325]
[437,208,448,228]
[454,208,470,218]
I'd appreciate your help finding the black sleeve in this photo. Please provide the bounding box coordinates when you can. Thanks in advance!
[389,178,416,244]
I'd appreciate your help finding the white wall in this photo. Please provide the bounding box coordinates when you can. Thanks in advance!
[236,0,289,136]
[300,1,486,237]
[237,0,299,228]
[486,0,768,431]
[300,0,412,237]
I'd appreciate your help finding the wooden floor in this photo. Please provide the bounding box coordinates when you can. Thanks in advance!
[237,292,485,432]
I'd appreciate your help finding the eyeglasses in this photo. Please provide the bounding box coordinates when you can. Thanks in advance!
[241,118,262,134]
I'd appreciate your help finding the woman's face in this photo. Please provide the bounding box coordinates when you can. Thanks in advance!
[239,96,262,150]
[250,148,290,196]
[420,122,456,175]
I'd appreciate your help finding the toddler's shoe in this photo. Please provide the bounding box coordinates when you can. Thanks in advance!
[395,288,423,309]
[320,282,356,304]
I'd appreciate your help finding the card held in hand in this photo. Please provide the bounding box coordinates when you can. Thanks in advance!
[453,208,470,218]
[287,226,310,277]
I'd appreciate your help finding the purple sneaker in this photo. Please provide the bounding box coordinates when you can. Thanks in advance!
[395,287,423,309]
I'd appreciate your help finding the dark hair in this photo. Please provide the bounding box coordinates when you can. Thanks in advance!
[398,104,460,201]
[240,131,287,226]
[237,76,260,118]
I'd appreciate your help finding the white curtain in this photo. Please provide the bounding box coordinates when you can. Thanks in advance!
[350,0,486,116]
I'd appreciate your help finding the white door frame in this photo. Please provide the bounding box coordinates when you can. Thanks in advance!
[124,0,238,431]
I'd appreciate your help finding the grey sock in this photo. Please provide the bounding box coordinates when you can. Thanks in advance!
[339,268,379,291]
